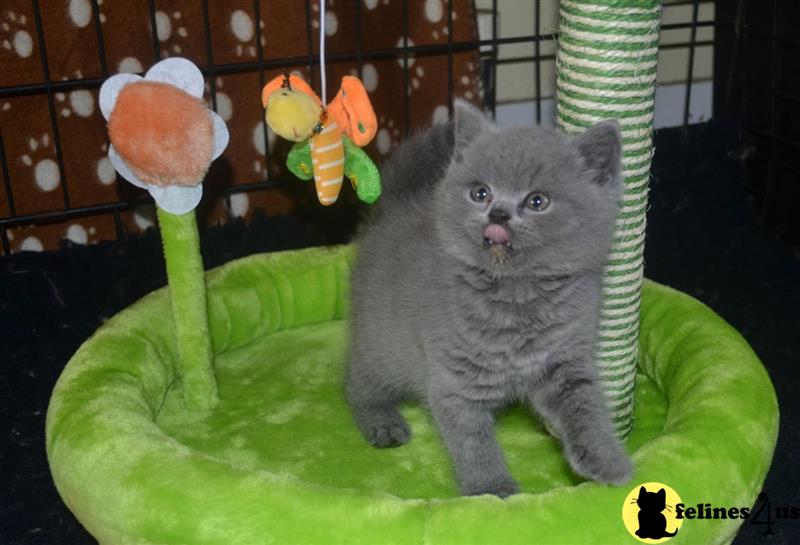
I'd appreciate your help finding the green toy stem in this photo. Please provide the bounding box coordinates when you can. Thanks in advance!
[156,206,218,411]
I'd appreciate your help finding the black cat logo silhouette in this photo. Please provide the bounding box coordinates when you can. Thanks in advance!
[622,482,683,543]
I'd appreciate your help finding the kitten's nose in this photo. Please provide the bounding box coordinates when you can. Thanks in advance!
[489,207,511,224]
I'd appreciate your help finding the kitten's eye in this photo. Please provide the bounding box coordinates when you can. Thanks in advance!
[469,184,492,203]
[525,192,550,212]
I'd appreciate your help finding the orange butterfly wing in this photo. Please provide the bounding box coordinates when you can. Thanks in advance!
[327,76,377,147]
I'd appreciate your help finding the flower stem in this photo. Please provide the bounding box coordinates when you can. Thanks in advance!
[156,206,218,410]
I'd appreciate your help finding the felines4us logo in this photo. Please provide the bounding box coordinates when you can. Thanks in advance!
[622,482,796,542]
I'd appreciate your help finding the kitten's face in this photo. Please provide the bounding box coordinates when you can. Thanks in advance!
[435,104,623,279]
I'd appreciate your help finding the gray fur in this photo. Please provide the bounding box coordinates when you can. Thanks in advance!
[346,99,633,497]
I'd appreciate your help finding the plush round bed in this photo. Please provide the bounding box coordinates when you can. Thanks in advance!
[46,245,778,545]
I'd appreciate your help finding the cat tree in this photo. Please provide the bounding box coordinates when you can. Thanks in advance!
[46,1,777,544]
[555,0,661,437]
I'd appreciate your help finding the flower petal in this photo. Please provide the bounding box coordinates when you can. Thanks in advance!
[99,73,143,120]
[148,183,203,215]
[145,57,205,98]
[108,145,148,189]
[210,111,230,160]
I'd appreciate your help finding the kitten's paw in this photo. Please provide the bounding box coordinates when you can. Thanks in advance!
[354,408,411,448]
[365,421,411,448]
[462,477,520,499]
[593,453,633,485]
[568,441,633,485]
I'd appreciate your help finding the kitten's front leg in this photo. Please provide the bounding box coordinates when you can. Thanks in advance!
[430,392,519,498]
[530,362,633,485]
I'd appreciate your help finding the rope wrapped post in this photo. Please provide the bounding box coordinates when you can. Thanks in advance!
[555,0,662,438]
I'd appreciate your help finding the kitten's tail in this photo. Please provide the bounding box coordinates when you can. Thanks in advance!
[663,529,679,537]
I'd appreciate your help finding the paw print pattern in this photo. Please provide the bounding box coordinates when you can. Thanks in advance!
[1,9,33,59]
[375,115,402,156]
[310,2,339,38]
[50,87,114,204]
[205,77,234,124]
[18,132,61,194]
[54,89,96,119]
[8,220,103,254]
[363,0,391,9]
[425,0,458,41]
[66,0,92,28]
[230,9,257,58]
[96,142,115,186]
[155,10,192,57]
[0,0,482,250]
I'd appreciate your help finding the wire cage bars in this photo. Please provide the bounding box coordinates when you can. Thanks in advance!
[0,0,715,256]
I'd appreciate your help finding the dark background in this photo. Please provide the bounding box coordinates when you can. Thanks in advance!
[3,0,800,543]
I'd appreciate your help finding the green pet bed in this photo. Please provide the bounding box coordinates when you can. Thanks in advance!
[46,245,778,545]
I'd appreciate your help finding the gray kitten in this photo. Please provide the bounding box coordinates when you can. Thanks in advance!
[346,100,633,498]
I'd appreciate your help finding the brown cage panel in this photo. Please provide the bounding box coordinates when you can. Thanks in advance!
[0,0,716,255]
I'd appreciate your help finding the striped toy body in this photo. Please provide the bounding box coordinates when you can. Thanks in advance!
[311,122,345,205]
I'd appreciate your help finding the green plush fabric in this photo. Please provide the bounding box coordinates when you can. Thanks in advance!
[47,245,778,545]
[156,207,217,410]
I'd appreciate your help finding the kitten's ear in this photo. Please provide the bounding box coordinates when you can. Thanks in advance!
[573,119,622,185]
[453,98,494,161]
[640,486,647,495]
[657,489,666,500]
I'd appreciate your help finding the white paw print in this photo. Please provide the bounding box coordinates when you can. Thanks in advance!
[252,120,277,165]
[230,9,257,58]
[67,0,92,28]
[1,9,34,59]
[96,142,115,186]
[228,193,249,218]
[55,89,96,119]
[155,10,190,57]
[310,2,338,37]
[429,0,458,42]
[117,56,143,74]
[376,116,402,155]
[65,223,89,245]
[132,204,156,232]
[18,133,61,193]
[17,230,44,252]
[204,77,233,123]
[460,74,478,100]
[432,104,449,124]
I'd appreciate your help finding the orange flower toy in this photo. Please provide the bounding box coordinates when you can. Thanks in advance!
[100,58,228,214]
[261,73,381,206]
[98,57,230,411]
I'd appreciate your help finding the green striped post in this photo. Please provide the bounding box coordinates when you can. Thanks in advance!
[555,0,662,438]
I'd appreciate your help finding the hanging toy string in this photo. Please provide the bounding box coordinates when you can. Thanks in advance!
[260,1,382,206]
[319,0,327,105]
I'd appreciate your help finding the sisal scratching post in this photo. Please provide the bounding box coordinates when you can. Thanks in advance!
[555,0,662,438]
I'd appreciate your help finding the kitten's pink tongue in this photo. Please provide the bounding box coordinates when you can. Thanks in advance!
[484,223,510,245]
